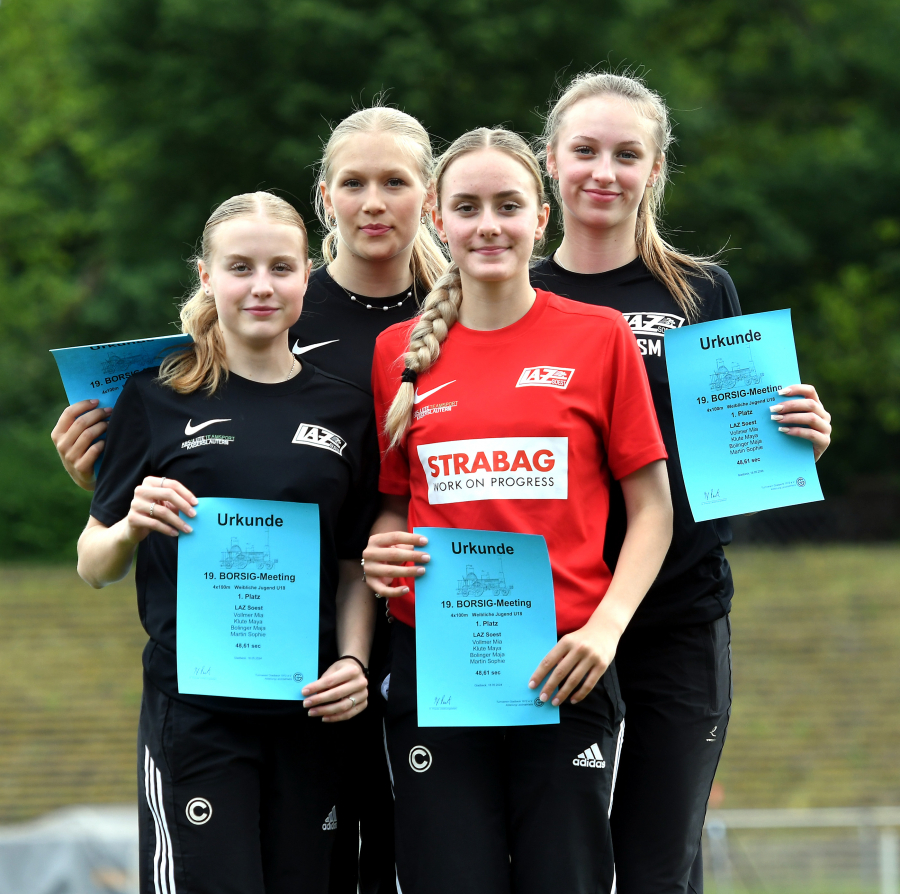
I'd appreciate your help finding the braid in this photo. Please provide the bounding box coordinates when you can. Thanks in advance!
[384,263,463,447]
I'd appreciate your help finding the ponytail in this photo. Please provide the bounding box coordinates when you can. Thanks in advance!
[158,191,308,395]
[384,263,463,447]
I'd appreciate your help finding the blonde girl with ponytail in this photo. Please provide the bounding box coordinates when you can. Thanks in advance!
[364,128,673,894]
[531,70,834,894]
[77,192,379,894]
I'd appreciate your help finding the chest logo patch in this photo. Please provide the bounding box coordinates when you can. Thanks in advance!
[292,424,348,456]
[516,367,575,390]
[416,437,568,504]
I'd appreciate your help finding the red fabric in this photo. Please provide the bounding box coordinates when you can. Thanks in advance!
[372,289,667,634]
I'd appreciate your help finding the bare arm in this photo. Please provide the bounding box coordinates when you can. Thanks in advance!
[529,459,673,705]
[302,559,376,722]
[76,476,197,588]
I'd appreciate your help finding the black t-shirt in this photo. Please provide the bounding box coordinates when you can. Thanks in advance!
[531,255,742,628]
[90,362,379,714]
[289,266,422,393]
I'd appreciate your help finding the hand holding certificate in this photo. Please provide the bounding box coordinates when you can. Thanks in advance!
[665,309,824,520]
[413,527,560,727]
[177,497,320,700]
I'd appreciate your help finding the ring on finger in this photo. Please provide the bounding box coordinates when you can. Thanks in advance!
[348,696,356,708]
[160,477,166,488]
[149,502,156,518]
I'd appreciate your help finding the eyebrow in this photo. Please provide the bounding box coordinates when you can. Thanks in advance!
[222,254,300,264]
[449,189,527,200]
[569,135,645,147]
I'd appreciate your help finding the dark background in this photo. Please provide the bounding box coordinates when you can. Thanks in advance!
[2,0,899,557]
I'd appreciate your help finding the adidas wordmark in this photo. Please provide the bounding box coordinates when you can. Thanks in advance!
[573,743,606,768]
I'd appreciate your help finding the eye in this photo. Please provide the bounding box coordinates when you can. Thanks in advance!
[231,262,250,273]
[618,150,640,161]
[342,178,362,189]
[386,177,407,188]
[455,202,477,214]
[499,202,521,213]
[273,263,293,273]
[573,145,595,156]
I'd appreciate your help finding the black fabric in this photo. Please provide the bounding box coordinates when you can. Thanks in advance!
[90,362,378,715]
[137,672,339,894]
[385,621,623,894]
[610,615,732,894]
[289,266,421,394]
[290,267,414,894]
[530,255,741,628]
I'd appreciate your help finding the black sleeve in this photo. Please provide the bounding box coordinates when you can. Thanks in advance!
[334,412,381,560]
[714,266,742,319]
[90,375,153,528]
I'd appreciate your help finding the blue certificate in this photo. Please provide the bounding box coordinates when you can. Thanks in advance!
[665,309,823,521]
[413,527,560,727]
[176,497,320,700]
[50,334,192,406]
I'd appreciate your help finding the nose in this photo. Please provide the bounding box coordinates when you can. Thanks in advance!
[477,208,502,238]
[591,152,615,185]
[361,182,387,214]
[251,271,275,298]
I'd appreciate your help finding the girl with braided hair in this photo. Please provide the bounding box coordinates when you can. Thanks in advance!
[364,128,673,894]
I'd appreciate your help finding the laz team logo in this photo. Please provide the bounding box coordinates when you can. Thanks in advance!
[292,424,347,456]
[516,366,575,389]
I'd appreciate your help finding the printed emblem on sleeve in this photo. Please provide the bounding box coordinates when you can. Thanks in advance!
[622,312,686,358]
[292,424,348,456]
[516,367,575,389]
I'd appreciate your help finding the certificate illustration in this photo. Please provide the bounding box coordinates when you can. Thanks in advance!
[413,527,560,728]
[665,309,823,521]
[51,334,193,406]
[176,497,320,700]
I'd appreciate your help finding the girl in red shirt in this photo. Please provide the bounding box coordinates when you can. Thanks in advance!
[364,128,673,894]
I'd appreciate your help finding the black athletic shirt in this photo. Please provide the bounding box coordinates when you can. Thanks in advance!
[90,362,378,715]
[289,266,422,393]
[531,255,742,628]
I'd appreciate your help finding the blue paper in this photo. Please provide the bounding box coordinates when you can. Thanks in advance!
[413,527,560,727]
[50,334,193,406]
[176,497,320,700]
[664,309,823,521]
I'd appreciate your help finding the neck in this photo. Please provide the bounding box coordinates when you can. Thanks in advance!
[220,328,296,383]
[456,268,536,332]
[554,208,640,274]
[328,246,415,298]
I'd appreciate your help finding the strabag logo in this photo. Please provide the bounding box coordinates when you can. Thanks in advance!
[292,424,347,456]
[416,437,568,504]
[516,367,575,390]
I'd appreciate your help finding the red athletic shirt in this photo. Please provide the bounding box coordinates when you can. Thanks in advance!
[372,289,667,635]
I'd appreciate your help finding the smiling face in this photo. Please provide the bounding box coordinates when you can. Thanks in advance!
[199,216,310,346]
[434,148,549,286]
[321,131,430,264]
[547,94,662,239]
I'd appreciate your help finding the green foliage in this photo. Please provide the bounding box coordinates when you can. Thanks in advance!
[1,0,898,556]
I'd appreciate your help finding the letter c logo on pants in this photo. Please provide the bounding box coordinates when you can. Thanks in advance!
[186,797,213,825]
[409,746,433,773]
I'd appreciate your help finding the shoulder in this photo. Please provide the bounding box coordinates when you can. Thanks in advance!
[308,364,374,412]
[375,318,417,353]
[540,290,626,326]
[685,263,741,320]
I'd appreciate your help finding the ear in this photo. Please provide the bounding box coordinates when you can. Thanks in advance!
[422,182,437,217]
[433,206,449,244]
[545,144,558,181]
[647,154,663,189]
[198,260,212,295]
[320,181,334,219]
[534,202,551,243]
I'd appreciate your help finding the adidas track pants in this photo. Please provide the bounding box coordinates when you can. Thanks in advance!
[610,614,732,894]
[137,673,339,894]
[384,621,624,894]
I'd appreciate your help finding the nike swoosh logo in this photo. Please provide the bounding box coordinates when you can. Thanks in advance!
[185,418,232,436]
[292,339,339,355]
[413,380,456,405]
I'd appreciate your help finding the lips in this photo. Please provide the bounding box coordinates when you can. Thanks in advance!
[361,224,392,236]
[474,246,508,255]
[584,189,621,203]
[245,306,279,317]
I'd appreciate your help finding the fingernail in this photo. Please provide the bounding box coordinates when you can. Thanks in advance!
[191,498,198,505]
[104,407,113,414]
[301,688,310,696]
[308,709,318,716]
[420,554,430,562]
[419,537,429,544]
[528,680,536,689]
[401,587,410,594]
[188,509,197,517]
[415,567,426,575]
[551,698,560,706]
[540,693,549,702]
[778,388,791,395]
[183,525,192,533]
[90,399,99,405]
[770,404,783,413]
[778,426,790,433]
[770,414,783,421]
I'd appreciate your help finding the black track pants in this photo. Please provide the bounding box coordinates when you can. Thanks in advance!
[384,622,624,894]
[138,674,339,894]
[610,615,732,894]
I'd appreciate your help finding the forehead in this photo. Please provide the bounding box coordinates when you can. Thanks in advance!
[210,216,306,257]
[328,130,424,181]
[558,94,655,146]
[441,148,537,198]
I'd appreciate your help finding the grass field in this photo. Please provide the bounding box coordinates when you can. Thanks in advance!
[0,546,898,826]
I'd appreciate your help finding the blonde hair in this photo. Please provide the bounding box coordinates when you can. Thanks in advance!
[543,70,718,319]
[158,192,308,395]
[314,106,447,292]
[384,128,545,447]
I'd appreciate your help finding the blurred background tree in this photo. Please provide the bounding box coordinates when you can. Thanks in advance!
[1,0,899,558]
